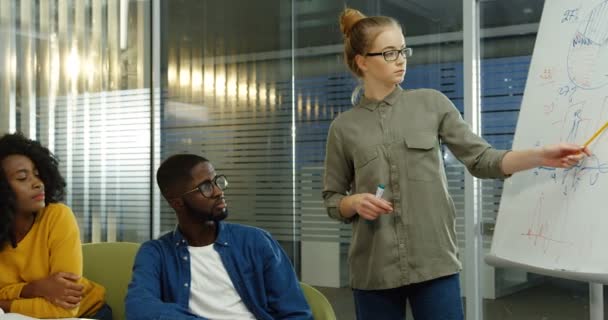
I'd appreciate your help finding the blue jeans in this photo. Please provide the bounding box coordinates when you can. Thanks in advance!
[353,273,464,320]
[88,303,113,320]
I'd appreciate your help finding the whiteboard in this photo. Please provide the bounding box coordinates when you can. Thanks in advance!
[487,0,608,283]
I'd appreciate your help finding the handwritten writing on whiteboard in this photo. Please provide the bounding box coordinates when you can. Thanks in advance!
[490,0,608,279]
[567,1,608,89]
[562,9,580,23]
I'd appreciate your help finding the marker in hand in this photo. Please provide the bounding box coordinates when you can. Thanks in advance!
[365,184,384,224]
[375,184,385,199]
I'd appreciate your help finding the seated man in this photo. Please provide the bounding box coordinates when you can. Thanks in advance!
[125,154,312,320]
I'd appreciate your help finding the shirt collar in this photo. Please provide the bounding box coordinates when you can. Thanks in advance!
[359,85,403,111]
[171,221,230,247]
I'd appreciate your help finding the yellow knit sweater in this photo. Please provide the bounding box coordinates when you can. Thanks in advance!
[0,203,105,318]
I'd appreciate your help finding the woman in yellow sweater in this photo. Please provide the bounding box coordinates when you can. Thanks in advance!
[0,133,110,319]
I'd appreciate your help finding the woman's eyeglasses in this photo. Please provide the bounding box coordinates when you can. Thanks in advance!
[366,47,413,62]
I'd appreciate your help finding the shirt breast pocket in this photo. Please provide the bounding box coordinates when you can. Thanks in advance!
[354,146,378,170]
[404,134,440,181]
[353,146,379,183]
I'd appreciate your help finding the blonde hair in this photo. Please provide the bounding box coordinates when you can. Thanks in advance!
[339,8,401,78]
[339,8,402,104]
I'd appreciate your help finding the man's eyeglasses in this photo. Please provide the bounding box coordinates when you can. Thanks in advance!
[181,175,228,198]
[365,47,413,62]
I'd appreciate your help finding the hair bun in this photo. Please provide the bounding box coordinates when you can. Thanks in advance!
[339,8,366,37]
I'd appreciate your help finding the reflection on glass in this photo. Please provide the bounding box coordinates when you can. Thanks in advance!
[160,1,297,264]
[0,0,153,243]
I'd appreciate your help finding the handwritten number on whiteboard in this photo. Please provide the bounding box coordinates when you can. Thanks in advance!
[559,84,577,98]
[562,9,579,23]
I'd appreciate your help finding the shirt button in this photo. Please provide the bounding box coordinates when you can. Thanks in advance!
[183,256,188,261]
[184,283,189,287]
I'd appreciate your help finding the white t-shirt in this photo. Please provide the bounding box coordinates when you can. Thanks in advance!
[188,244,257,320]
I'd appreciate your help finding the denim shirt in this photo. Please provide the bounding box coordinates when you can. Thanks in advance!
[125,222,312,320]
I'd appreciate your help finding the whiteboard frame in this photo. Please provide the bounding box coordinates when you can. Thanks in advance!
[486,254,608,285]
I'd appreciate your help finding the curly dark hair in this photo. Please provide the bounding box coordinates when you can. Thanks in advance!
[0,133,66,249]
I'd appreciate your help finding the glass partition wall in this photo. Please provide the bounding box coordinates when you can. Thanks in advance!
[159,0,299,261]
[0,0,153,243]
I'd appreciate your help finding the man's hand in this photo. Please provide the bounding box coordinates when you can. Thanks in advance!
[22,272,84,309]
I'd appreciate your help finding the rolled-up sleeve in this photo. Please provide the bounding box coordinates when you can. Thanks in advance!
[0,283,26,300]
[322,120,354,223]
[435,91,510,179]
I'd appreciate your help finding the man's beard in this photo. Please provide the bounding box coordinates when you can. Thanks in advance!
[184,199,228,222]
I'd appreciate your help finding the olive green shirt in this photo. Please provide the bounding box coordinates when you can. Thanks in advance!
[322,86,509,290]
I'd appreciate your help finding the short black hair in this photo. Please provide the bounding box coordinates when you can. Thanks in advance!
[0,132,66,249]
[157,154,209,199]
